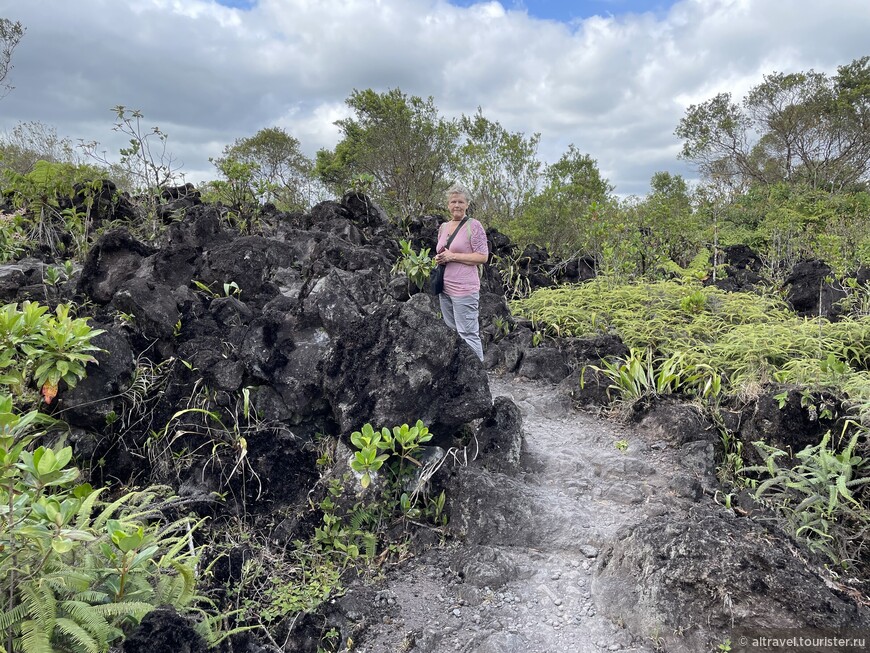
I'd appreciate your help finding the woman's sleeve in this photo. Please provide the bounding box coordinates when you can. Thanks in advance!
[471,220,489,256]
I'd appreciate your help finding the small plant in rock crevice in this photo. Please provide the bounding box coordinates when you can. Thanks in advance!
[349,420,434,490]
[392,240,436,291]
[348,419,451,540]
[583,347,721,406]
[322,419,448,559]
[491,316,513,342]
[150,383,266,506]
[742,421,870,570]
[716,429,745,485]
[191,279,242,299]
[199,419,446,651]
[491,252,535,300]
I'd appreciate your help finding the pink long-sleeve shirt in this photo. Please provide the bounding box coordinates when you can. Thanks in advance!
[436,218,489,297]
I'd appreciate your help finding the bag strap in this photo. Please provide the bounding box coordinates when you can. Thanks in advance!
[442,216,469,250]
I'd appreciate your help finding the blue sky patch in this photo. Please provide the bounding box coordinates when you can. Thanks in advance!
[448,0,677,22]
[212,0,677,20]
[214,0,257,9]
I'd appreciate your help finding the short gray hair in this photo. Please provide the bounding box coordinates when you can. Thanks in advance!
[445,183,471,203]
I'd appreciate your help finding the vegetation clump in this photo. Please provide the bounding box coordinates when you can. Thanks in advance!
[0,395,209,653]
[515,278,870,414]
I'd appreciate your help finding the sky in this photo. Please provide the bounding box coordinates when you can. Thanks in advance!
[0,0,868,198]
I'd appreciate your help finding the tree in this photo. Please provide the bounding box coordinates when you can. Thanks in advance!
[215,127,317,211]
[0,18,24,98]
[507,145,613,258]
[0,121,78,175]
[676,56,870,191]
[79,106,181,196]
[315,88,460,218]
[458,108,541,229]
[203,155,260,232]
[634,171,701,270]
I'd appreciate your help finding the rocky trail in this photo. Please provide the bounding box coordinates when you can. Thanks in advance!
[333,374,717,653]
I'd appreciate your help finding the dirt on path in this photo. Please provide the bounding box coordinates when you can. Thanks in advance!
[334,374,714,653]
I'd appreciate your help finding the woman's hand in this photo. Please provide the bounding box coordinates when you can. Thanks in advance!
[435,249,453,265]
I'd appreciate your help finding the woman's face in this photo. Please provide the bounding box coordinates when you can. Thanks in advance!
[448,193,468,220]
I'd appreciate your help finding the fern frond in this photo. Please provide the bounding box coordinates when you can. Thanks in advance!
[116,486,174,522]
[755,475,789,498]
[92,492,142,529]
[60,600,111,642]
[89,601,153,621]
[794,494,824,513]
[153,573,182,608]
[43,569,91,595]
[194,611,260,648]
[363,532,377,560]
[21,582,56,639]
[170,560,197,606]
[54,617,100,653]
[157,517,204,563]
[349,507,374,532]
[153,561,197,608]
[74,487,106,529]
[92,486,169,529]
[0,602,28,630]
[70,591,111,605]
[20,618,53,653]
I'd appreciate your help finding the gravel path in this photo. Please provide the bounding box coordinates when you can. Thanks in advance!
[342,374,702,653]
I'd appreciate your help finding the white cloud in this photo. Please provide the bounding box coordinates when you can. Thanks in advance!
[0,0,867,195]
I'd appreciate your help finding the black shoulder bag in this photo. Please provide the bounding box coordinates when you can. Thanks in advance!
[428,217,469,295]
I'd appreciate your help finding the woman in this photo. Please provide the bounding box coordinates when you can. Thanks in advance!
[434,184,489,361]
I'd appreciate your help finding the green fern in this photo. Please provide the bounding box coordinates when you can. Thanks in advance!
[348,504,377,532]
[0,603,28,630]
[54,617,99,653]
[21,583,56,643]
[59,601,111,644]
[362,532,377,560]
[19,619,53,653]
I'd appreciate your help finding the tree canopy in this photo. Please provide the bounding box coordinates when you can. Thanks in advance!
[215,126,316,211]
[315,88,460,217]
[506,145,613,258]
[676,56,870,192]
[458,108,541,229]
[0,18,24,98]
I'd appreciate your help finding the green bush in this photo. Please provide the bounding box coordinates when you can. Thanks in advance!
[0,395,205,653]
[0,301,104,406]
[391,240,436,291]
[744,423,870,569]
[2,160,108,259]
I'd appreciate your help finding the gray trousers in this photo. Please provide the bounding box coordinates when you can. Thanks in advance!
[439,292,484,361]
